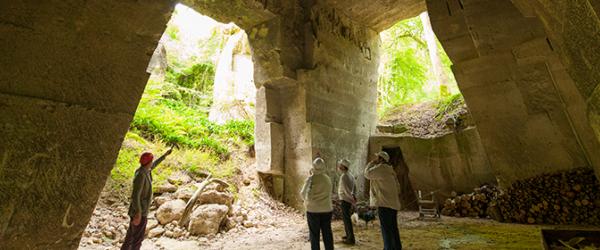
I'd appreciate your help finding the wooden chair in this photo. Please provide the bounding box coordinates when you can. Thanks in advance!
[417,190,440,220]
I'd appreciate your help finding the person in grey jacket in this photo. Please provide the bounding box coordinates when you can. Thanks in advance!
[364,151,402,250]
[121,148,172,250]
[337,159,356,245]
[300,155,334,250]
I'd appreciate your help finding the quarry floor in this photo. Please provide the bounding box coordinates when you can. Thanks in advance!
[81,211,543,250]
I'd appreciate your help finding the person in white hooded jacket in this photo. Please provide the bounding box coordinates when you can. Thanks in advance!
[300,156,334,250]
[364,151,403,250]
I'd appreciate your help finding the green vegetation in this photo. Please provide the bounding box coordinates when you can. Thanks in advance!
[109,5,252,193]
[166,62,215,92]
[378,14,461,117]
[130,79,254,158]
[435,93,465,119]
[110,132,242,192]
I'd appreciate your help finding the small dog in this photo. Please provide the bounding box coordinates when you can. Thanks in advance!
[351,204,377,228]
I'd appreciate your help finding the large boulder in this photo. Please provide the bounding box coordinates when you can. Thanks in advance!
[198,190,234,207]
[188,204,229,236]
[156,199,186,225]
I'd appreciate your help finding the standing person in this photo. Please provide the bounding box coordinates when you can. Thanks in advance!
[300,155,334,250]
[337,159,356,245]
[121,148,173,250]
[364,151,403,250]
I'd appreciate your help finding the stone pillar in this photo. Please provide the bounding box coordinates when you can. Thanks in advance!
[426,0,600,185]
[0,1,174,248]
[249,2,381,209]
[298,3,380,205]
[247,5,305,206]
[255,86,285,200]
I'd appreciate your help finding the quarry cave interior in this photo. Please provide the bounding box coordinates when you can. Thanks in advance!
[2,0,600,249]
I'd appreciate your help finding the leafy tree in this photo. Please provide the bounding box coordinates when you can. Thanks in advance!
[378,14,461,116]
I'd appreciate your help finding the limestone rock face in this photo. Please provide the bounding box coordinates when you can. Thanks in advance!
[188,204,229,235]
[198,190,234,207]
[208,30,255,124]
[156,199,186,225]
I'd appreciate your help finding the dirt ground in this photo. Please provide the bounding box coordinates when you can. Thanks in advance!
[207,211,543,250]
[80,158,544,250]
[81,210,543,250]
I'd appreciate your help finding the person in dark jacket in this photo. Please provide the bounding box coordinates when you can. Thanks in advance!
[121,148,172,250]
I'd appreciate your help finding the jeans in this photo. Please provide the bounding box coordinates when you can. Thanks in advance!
[378,207,402,250]
[121,216,148,250]
[341,201,355,242]
[307,212,334,250]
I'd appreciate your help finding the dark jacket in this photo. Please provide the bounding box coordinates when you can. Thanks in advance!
[127,154,167,217]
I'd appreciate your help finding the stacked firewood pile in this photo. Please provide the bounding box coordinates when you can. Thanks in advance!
[491,168,600,225]
[442,168,600,225]
[441,185,500,218]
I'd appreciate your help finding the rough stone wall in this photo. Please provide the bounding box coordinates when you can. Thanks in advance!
[252,1,380,209]
[181,0,276,30]
[426,0,600,186]
[296,2,380,207]
[325,0,426,31]
[370,129,496,200]
[0,1,175,248]
[0,0,383,246]
[509,0,600,180]
[247,1,305,206]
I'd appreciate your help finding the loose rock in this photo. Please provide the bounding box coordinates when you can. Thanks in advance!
[156,199,186,224]
[148,227,165,238]
[188,204,229,236]
[198,190,234,207]
[155,182,178,193]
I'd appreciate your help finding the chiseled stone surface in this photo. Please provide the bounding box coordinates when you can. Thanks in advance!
[427,0,600,185]
[2,0,600,248]
[369,128,496,198]
[0,1,175,249]
[326,0,426,31]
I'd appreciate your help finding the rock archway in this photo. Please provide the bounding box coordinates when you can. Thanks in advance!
[0,1,291,248]
[0,0,382,247]
[2,0,600,249]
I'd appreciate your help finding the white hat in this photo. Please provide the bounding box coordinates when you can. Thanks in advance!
[337,159,350,168]
[376,151,390,162]
[312,157,326,172]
